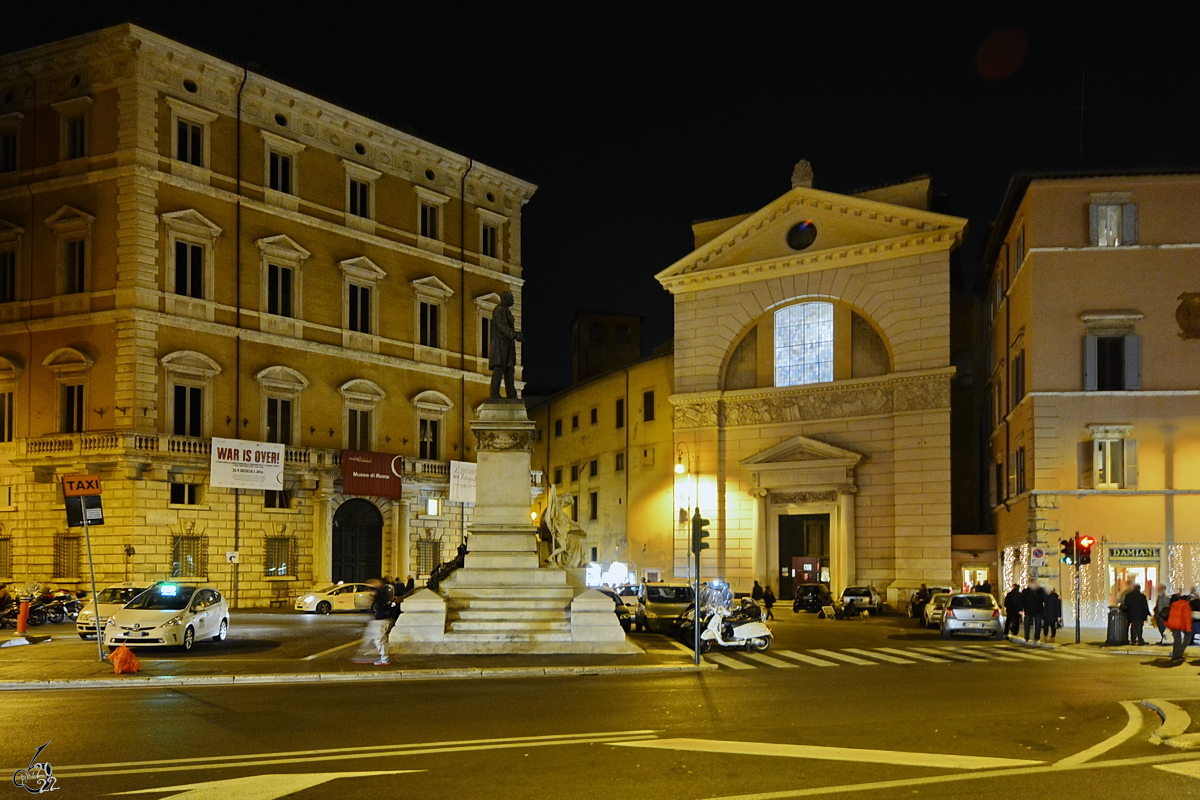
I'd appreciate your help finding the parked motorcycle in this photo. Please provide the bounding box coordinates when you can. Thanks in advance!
[699,604,773,653]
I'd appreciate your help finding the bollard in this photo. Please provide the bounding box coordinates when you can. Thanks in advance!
[15,600,28,635]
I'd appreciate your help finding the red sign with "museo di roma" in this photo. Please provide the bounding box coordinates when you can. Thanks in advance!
[341,451,403,498]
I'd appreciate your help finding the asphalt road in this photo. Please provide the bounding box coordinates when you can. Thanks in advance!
[4,610,1200,799]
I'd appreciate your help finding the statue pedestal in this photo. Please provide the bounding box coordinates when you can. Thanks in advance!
[389,402,637,655]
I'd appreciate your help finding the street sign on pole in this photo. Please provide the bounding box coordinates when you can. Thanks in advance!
[63,475,107,663]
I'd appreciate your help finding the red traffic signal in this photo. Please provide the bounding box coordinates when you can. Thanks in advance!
[1075,534,1096,566]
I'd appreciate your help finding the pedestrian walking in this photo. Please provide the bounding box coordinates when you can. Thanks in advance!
[1167,591,1193,661]
[1154,588,1172,645]
[751,580,764,614]
[1042,588,1063,642]
[763,585,776,620]
[1003,584,1022,637]
[1120,584,1150,645]
[352,579,393,666]
[1020,580,1045,643]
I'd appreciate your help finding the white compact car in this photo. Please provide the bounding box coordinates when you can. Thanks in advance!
[293,583,377,614]
[104,583,229,651]
[840,586,884,615]
[76,581,154,638]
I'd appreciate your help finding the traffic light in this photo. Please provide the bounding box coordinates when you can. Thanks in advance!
[691,508,711,554]
[1059,538,1076,565]
[1076,534,1096,566]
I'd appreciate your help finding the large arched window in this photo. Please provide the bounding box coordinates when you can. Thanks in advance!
[774,301,834,387]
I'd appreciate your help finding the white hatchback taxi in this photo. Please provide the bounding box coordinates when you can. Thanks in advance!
[104,583,229,651]
[76,581,154,639]
[293,583,376,614]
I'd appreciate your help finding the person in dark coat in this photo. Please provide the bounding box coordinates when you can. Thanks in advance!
[1020,580,1045,643]
[1041,588,1063,642]
[762,585,776,620]
[1120,584,1151,645]
[488,291,522,399]
[1003,584,1022,637]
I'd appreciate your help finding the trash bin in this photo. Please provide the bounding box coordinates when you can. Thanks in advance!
[1105,605,1128,646]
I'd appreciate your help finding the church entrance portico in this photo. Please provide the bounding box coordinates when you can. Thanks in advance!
[743,435,861,598]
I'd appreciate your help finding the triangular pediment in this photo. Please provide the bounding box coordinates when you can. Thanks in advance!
[256,234,311,261]
[411,275,454,298]
[656,186,966,294]
[44,205,94,231]
[161,209,223,239]
[741,435,863,470]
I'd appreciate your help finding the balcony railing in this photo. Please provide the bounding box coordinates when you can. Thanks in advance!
[17,432,454,482]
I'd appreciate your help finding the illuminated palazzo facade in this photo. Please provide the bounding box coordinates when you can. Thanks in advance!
[0,25,535,605]
[658,171,967,606]
[984,173,1200,622]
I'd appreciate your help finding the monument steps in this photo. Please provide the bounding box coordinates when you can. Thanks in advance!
[450,608,568,621]
[448,587,575,602]
[442,631,575,644]
[448,619,571,633]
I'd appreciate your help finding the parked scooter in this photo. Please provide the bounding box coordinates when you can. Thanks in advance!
[699,604,773,653]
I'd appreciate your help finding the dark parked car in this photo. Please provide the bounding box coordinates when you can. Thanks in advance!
[636,582,695,633]
[598,587,634,633]
[792,583,834,613]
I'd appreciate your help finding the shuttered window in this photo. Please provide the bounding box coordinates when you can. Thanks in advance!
[1089,203,1138,246]
[1084,334,1140,391]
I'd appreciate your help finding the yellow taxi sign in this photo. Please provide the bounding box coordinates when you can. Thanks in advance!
[63,475,102,497]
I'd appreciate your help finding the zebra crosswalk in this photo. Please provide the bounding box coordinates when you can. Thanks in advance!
[700,643,1111,671]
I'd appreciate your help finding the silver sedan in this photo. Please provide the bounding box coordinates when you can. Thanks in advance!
[940,593,1005,639]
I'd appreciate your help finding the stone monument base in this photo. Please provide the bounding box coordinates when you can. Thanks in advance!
[388,402,638,655]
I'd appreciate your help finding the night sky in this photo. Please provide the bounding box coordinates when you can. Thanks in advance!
[6,6,1198,389]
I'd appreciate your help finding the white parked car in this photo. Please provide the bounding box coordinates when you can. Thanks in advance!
[922,593,952,628]
[76,582,154,638]
[840,586,884,615]
[104,583,229,651]
[293,582,376,614]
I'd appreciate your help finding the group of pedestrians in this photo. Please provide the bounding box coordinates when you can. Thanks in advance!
[751,581,777,620]
[1002,580,1063,643]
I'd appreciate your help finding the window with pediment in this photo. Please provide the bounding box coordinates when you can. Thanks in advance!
[43,347,93,434]
[413,276,454,350]
[162,210,222,301]
[258,235,310,332]
[341,379,385,452]
[256,366,307,446]
[413,390,453,461]
[161,351,222,438]
[45,206,93,296]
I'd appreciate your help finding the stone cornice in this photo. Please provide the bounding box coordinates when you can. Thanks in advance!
[1,25,537,206]
[659,228,962,295]
[0,161,525,287]
[670,368,955,429]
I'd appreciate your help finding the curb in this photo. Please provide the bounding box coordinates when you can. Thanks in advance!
[1142,698,1200,748]
[0,662,718,692]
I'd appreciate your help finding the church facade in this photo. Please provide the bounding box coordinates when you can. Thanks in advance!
[658,168,967,607]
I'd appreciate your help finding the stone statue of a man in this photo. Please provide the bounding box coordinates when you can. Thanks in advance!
[489,291,522,399]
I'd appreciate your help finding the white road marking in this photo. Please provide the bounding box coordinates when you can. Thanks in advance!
[740,652,798,668]
[908,647,980,662]
[773,650,838,667]
[1036,652,1094,662]
[664,639,695,654]
[949,647,1020,662]
[1156,760,1200,779]
[808,649,877,666]
[301,639,360,661]
[843,648,914,664]
[978,648,1053,661]
[34,730,657,779]
[1058,701,1145,766]
[113,771,417,800]
[877,648,950,663]
[706,653,757,670]
[612,737,1043,769]
[702,751,1200,799]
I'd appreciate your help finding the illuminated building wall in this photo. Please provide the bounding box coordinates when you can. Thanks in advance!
[984,173,1200,621]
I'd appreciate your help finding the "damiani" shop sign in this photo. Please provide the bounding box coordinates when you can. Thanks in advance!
[1109,547,1161,561]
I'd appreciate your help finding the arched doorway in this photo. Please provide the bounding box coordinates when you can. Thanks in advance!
[332,498,383,583]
